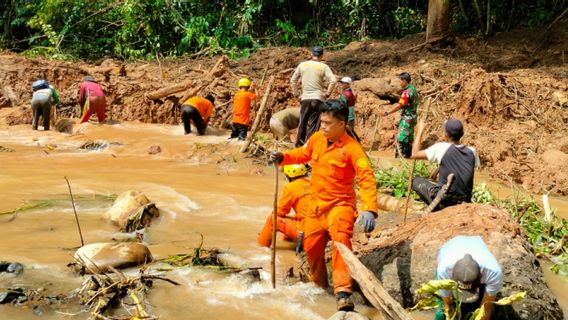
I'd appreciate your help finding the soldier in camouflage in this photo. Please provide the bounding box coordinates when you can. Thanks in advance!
[383,72,419,158]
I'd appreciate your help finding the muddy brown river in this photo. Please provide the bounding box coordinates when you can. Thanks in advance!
[0,121,566,319]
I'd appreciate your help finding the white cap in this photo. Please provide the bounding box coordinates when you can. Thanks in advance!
[340,77,353,84]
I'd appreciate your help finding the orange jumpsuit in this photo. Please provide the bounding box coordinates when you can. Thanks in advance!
[281,130,378,294]
[258,177,312,247]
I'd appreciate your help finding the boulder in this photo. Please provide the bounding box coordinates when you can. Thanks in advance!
[73,242,152,273]
[352,77,400,100]
[104,191,160,232]
[54,118,74,134]
[353,204,564,320]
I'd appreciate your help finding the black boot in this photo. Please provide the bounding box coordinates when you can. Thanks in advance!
[336,291,354,311]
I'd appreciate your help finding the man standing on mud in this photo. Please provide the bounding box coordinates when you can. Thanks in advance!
[410,118,480,211]
[290,46,337,147]
[79,76,107,124]
[269,100,378,311]
[383,72,418,158]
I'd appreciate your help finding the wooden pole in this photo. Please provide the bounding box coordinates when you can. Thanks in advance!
[335,242,413,320]
[64,176,85,247]
[240,76,275,153]
[271,163,279,289]
[425,173,454,214]
[403,98,431,223]
[368,103,390,152]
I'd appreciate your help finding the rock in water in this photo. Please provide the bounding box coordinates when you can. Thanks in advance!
[328,311,370,320]
[73,242,152,273]
[104,191,160,232]
[353,203,564,320]
[148,145,161,155]
[54,118,74,134]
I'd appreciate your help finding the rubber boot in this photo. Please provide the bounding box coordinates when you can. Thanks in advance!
[336,291,354,311]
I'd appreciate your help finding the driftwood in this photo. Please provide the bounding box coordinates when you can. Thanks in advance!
[425,173,454,214]
[145,55,228,100]
[335,242,413,320]
[240,76,275,153]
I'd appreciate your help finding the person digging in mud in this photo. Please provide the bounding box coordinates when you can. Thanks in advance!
[410,118,480,211]
[383,72,418,158]
[269,100,378,312]
[269,107,300,142]
[229,77,257,141]
[435,235,503,320]
[338,76,360,142]
[258,164,312,252]
[79,76,107,124]
[31,79,60,131]
[180,94,215,135]
[290,45,337,147]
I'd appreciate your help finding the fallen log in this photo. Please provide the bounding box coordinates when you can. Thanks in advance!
[240,76,275,153]
[145,55,228,100]
[335,242,413,320]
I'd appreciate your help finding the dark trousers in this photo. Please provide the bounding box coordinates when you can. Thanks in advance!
[181,105,206,135]
[231,123,248,140]
[296,99,322,147]
[412,176,462,212]
[396,141,412,158]
[31,96,52,130]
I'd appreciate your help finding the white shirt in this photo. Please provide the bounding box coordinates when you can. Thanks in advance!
[425,142,480,167]
[437,236,503,297]
[290,60,336,101]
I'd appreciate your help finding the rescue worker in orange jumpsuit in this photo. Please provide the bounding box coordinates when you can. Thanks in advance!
[258,164,312,250]
[181,94,215,135]
[230,78,257,140]
[79,76,107,124]
[269,99,378,311]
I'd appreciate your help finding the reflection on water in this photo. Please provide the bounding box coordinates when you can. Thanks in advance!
[0,121,565,319]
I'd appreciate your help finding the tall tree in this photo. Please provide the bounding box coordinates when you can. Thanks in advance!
[426,0,451,41]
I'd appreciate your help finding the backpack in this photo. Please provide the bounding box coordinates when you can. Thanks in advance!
[32,80,49,91]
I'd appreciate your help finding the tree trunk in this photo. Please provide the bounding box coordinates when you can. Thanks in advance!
[426,0,452,41]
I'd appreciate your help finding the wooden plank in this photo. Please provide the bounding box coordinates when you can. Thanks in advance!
[335,242,413,320]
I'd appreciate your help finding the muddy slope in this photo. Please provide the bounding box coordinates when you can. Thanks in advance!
[352,204,564,319]
[0,25,567,195]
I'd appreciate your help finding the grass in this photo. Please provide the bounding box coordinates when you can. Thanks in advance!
[0,193,117,216]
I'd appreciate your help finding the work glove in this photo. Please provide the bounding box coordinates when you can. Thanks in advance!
[358,211,376,233]
[268,151,284,165]
[295,231,304,255]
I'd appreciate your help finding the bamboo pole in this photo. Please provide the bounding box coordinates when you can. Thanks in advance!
[240,76,275,153]
[335,242,413,320]
[64,176,85,247]
[403,97,431,223]
[271,163,279,289]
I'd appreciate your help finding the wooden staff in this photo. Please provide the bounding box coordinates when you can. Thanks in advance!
[368,103,390,152]
[271,161,279,289]
[403,97,431,223]
[64,176,85,247]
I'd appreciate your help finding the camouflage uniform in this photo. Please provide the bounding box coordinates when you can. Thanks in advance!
[396,84,418,158]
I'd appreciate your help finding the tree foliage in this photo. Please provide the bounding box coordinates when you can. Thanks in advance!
[0,0,564,60]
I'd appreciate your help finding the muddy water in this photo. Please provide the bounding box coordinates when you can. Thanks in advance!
[0,122,565,319]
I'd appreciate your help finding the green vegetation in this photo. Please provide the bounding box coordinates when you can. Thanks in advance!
[374,160,435,198]
[411,279,526,320]
[472,184,568,276]
[0,0,563,60]
[0,193,117,216]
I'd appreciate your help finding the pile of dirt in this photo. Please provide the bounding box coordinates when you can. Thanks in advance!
[0,25,566,194]
[353,203,564,319]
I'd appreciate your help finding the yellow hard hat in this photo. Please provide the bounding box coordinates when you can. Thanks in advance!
[283,164,308,178]
[238,78,251,88]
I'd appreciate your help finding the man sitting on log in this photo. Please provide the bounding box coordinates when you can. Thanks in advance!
[410,118,480,211]
[435,235,503,320]
[181,94,215,135]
